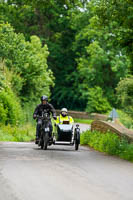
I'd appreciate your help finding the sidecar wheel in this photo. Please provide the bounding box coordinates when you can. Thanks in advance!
[75,131,80,151]
[75,142,79,150]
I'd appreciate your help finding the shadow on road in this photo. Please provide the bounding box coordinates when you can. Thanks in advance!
[33,146,77,152]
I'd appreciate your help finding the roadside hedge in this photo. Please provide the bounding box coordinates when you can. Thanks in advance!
[0,124,35,142]
[81,130,133,162]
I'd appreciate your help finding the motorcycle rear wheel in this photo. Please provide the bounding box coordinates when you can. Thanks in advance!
[40,139,44,149]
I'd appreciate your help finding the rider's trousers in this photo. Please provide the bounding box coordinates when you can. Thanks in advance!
[36,120,53,138]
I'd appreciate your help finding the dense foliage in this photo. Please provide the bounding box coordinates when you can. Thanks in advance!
[0,23,54,128]
[0,62,23,125]
[116,77,133,117]
[0,0,133,114]
[0,23,54,103]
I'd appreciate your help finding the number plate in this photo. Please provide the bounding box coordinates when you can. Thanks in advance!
[45,127,50,132]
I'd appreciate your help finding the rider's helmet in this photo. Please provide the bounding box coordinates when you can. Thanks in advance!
[61,108,68,117]
[41,95,48,102]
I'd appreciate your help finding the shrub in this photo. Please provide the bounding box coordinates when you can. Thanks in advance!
[0,23,54,103]
[117,109,133,129]
[120,144,133,161]
[0,102,8,123]
[0,123,35,142]
[81,130,133,162]
[85,87,111,114]
[80,131,91,145]
[0,88,23,125]
[98,132,120,155]
[0,61,23,125]
[116,76,133,117]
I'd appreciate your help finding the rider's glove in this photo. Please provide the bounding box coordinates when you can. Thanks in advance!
[53,116,57,120]
[33,114,37,119]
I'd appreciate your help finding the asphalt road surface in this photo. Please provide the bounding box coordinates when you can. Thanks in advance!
[0,124,133,200]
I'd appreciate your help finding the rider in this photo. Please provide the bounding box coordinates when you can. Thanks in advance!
[55,108,74,124]
[33,95,57,144]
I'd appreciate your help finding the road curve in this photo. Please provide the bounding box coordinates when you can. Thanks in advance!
[74,123,91,133]
[0,124,133,200]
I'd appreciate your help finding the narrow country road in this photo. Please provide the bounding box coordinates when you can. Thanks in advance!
[0,124,133,200]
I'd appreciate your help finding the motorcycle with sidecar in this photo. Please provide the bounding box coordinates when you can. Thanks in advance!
[36,112,80,151]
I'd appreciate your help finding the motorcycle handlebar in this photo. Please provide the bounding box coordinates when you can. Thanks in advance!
[36,114,50,119]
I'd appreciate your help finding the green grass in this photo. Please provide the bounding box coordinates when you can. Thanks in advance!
[81,130,133,162]
[117,110,133,129]
[74,118,93,124]
[106,109,133,130]
[0,123,35,142]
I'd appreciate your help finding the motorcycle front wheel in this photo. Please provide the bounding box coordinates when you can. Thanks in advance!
[43,132,49,150]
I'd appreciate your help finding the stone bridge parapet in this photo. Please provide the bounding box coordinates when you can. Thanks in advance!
[56,110,108,120]
[56,110,133,141]
[91,120,133,142]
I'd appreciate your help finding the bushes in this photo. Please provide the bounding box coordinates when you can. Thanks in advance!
[80,131,91,145]
[0,88,23,125]
[81,130,133,162]
[116,76,133,117]
[0,23,54,103]
[85,87,111,114]
[0,102,8,124]
[117,109,133,129]
[0,61,23,125]
[120,144,133,161]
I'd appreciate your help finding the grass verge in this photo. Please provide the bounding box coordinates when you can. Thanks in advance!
[81,130,133,162]
[0,123,35,142]
[74,118,93,124]
[117,110,133,130]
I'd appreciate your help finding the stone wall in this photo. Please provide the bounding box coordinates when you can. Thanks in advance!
[56,110,108,120]
[56,110,133,141]
[91,120,133,142]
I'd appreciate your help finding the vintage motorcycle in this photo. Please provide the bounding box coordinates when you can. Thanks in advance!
[36,111,52,150]
[36,113,80,151]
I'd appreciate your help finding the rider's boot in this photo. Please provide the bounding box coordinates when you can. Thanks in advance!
[35,126,41,144]
[35,137,39,144]
[35,133,40,144]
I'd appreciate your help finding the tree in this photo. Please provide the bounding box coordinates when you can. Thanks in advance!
[116,76,133,117]
[0,0,131,112]
[85,86,111,113]
[71,0,130,108]
[0,61,23,125]
[0,23,54,103]
[76,40,129,106]
[0,0,88,110]
[88,0,133,71]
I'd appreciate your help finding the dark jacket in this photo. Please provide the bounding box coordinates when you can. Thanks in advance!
[33,103,56,118]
